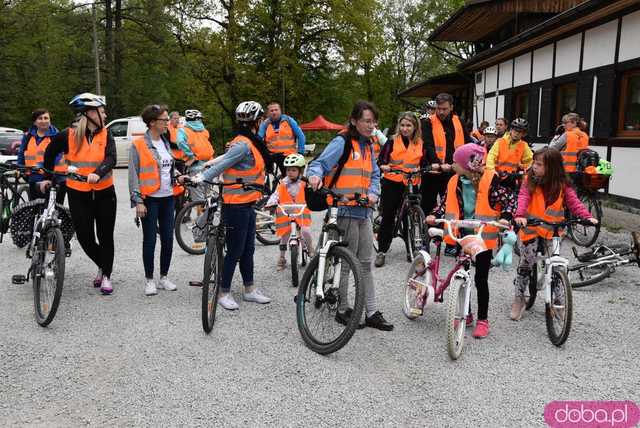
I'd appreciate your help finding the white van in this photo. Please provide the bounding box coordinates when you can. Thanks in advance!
[106,116,146,167]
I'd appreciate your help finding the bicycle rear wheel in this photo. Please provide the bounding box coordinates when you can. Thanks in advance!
[254,197,279,245]
[372,214,381,252]
[406,206,426,261]
[568,263,612,288]
[446,277,469,360]
[545,268,572,346]
[524,262,539,310]
[296,245,364,355]
[567,192,601,247]
[175,200,207,255]
[33,227,65,326]
[202,233,222,333]
[290,244,299,287]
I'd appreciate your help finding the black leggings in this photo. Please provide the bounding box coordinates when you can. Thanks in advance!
[377,178,407,253]
[67,186,117,278]
[473,250,492,320]
[420,172,451,216]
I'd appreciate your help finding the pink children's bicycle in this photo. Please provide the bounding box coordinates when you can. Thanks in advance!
[403,218,508,360]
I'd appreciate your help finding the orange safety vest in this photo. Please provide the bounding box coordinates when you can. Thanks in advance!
[431,114,464,162]
[561,128,589,173]
[518,179,565,242]
[385,135,423,185]
[24,135,67,173]
[183,127,214,161]
[324,138,372,207]
[168,125,188,161]
[274,180,311,237]
[443,170,501,249]
[265,119,297,155]
[221,135,265,204]
[495,137,528,173]
[65,128,113,192]
[471,129,485,142]
[132,138,160,196]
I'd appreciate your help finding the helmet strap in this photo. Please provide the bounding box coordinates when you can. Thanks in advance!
[83,108,104,130]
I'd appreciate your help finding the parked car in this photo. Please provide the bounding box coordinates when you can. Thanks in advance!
[0,127,24,156]
[106,116,146,167]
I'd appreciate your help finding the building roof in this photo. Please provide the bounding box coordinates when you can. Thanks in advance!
[397,72,470,99]
[429,0,587,43]
[459,0,639,71]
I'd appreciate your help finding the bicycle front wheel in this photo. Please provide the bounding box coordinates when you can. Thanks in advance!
[33,227,65,326]
[202,233,222,333]
[545,268,572,346]
[296,246,364,355]
[446,277,469,360]
[175,200,207,255]
[568,262,611,288]
[290,244,299,288]
[403,252,431,320]
[567,193,601,247]
[406,205,426,261]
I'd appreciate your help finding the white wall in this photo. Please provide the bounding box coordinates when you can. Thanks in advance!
[532,44,554,82]
[513,52,531,87]
[473,100,484,129]
[555,33,581,77]
[499,60,513,90]
[610,148,640,200]
[475,70,485,96]
[582,20,618,70]
[485,65,498,93]
[484,96,497,125]
[496,95,505,121]
[619,10,640,62]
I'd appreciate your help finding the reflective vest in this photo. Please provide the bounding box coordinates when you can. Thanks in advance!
[443,170,500,250]
[471,129,485,142]
[132,138,161,196]
[323,138,372,207]
[561,128,589,173]
[518,179,565,242]
[65,128,113,192]
[495,137,528,173]
[183,127,214,161]
[385,135,423,185]
[274,180,311,237]
[24,135,67,173]
[265,119,297,155]
[431,114,464,162]
[168,125,188,161]
[221,135,265,204]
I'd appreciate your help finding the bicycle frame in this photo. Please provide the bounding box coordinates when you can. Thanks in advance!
[277,203,307,250]
[538,233,569,306]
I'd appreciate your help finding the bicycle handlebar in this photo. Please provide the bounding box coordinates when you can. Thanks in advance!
[183,176,266,193]
[386,166,432,176]
[518,217,594,228]
[434,218,509,244]
[277,203,307,217]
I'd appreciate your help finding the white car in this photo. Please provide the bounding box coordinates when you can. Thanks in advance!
[0,127,24,156]
[106,116,146,167]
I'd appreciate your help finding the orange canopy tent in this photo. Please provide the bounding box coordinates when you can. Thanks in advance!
[299,115,344,132]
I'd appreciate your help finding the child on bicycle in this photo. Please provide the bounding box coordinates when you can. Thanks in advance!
[374,111,426,267]
[427,143,516,338]
[511,147,598,320]
[486,118,532,179]
[264,153,315,271]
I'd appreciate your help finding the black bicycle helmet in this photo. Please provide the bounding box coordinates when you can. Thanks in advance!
[511,117,528,131]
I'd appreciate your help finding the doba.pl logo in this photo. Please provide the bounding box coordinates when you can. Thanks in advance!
[544,401,640,428]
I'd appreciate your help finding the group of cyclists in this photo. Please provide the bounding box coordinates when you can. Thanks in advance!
[8,90,599,342]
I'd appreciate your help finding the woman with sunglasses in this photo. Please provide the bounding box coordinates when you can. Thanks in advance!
[42,93,117,295]
[129,105,188,296]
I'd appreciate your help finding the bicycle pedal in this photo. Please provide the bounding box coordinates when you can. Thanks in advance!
[11,275,27,285]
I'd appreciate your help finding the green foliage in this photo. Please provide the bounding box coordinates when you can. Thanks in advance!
[0,0,468,135]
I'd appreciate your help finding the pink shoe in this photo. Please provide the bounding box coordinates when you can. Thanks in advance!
[100,276,113,295]
[93,270,103,288]
[472,320,489,339]
[465,313,474,327]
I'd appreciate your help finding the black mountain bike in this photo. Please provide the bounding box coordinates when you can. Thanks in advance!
[0,162,29,242]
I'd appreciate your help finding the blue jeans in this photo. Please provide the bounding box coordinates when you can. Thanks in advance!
[221,204,255,291]
[141,196,175,279]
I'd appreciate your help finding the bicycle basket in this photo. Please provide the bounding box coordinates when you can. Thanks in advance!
[10,199,75,248]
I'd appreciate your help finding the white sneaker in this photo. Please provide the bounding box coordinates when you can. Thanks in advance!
[158,276,177,291]
[145,280,157,296]
[218,294,239,310]
[243,288,271,304]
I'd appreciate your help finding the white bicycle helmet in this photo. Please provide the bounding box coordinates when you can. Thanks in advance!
[69,93,106,113]
[283,153,306,168]
[184,109,203,121]
[484,126,497,135]
[235,101,264,123]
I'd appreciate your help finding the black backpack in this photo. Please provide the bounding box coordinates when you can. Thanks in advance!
[577,149,600,172]
[305,134,355,211]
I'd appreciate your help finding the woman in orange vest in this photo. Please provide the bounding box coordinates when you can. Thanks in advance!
[17,108,66,202]
[264,153,314,270]
[42,93,117,295]
[191,101,271,311]
[427,144,516,338]
[307,100,393,331]
[129,105,188,297]
[549,113,590,173]
[374,112,424,267]
[511,147,597,320]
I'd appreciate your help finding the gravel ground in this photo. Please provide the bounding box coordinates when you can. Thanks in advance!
[1,169,639,427]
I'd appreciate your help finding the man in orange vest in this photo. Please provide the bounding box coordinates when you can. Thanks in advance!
[550,112,590,173]
[420,92,473,227]
[191,101,272,311]
[258,102,306,175]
